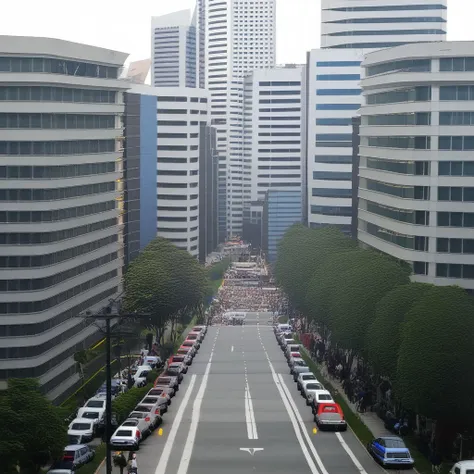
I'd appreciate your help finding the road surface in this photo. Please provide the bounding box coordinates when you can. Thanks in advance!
[101,312,408,474]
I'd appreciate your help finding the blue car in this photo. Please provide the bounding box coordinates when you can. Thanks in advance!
[368,436,415,468]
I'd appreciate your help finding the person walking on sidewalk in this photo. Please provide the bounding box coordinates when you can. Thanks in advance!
[128,453,138,474]
[430,450,442,473]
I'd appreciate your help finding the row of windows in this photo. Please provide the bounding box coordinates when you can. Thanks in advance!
[438,186,474,202]
[0,286,116,337]
[259,107,301,113]
[311,205,352,216]
[366,86,431,105]
[0,252,117,292]
[259,99,300,104]
[259,90,300,96]
[437,238,474,254]
[327,4,446,11]
[437,264,474,280]
[313,171,352,181]
[439,136,474,150]
[0,139,115,156]
[316,74,360,81]
[157,96,207,103]
[439,161,474,176]
[366,59,431,77]
[316,89,361,96]
[0,162,115,180]
[440,85,474,101]
[0,218,116,245]
[258,81,301,86]
[0,86,116,104]
[258,132,300,137]
[328,29,445,36]
[157,157,198,164]
[0,200,115,223]
[316,103,360,110]
[365,112,430,126]
[157,194,198,200]
[440,111,474,126]
[438,212,474,228]
[316,118,353,126]
[366,136,430,149]
[0,270,118,315]
[331,41,414,49]
[365,179,430,200]
[366,157,430,175]
[0,113,115,130]
[316,61,361,67]
[314,155,352,164]
[366,201,430,225]
[0,181,115,202]
[366,222,428,251]
[312,187,352,198]
[440,57,474,72]
[0,56,118,79]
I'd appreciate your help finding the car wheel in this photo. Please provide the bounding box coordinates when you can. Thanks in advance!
[340,425,347,432]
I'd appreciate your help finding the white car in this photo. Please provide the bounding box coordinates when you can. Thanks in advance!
[120,418,151,438]
[132,365,153,387]
[129,410,157,432]
[110,426,142,450]
[133,404,162,429]
[147,387,171,406]
[140,394,168,415]
[80,410,104,429]
[302,381,326,403]
[296,372,318,391]
[307,389,334,407]
[67,418,95,443]
[82,397,106,411]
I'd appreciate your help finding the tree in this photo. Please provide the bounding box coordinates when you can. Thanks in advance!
[0,379,67,473]
[367,283,434,379]
[396,286,474,426]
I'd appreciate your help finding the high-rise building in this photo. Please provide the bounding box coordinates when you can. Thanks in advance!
[0,36,128,401]
[358,41,474,292]
[321,0,447,49]
[151,10,197,88]
[243,66,304,203]
[306,0,447,235]
[198,0,276,240]
[128,84,210,258]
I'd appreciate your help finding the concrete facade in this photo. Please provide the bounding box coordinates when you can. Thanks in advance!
[0,35,128,401]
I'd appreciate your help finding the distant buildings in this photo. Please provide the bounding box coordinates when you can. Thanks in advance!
[0,35,128,401]
[357,41,474,293]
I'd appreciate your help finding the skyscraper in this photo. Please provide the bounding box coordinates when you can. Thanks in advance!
[151,10,197,88]
[0,36,128,401]
[198,0,276,240]
[306,0,447,234]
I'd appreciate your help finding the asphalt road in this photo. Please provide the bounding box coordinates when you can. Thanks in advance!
[101,315,398,474]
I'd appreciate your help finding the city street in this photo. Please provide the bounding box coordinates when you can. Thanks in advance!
[104,315,400,474]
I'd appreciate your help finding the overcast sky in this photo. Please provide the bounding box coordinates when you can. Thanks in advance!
[0,0,469,64]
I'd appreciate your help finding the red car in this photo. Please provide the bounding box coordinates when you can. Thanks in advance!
[313,402,347,431]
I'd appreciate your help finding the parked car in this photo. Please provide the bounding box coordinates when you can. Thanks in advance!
[133,404,162,429]
[47,461,76,474]
[296,373,318,391]
[188,330,204,343]
[177,347,194,364]
[153,384,175,399]
[110,426,142,451]
[128,410,158,432]
[166,361,186,379]
[67,418,95,443]
[62,445,95,468]
[285,344,301,360]
[120,418,151,438]
[185,334,201,349]
[172,353,192,367]
[192,325,207,336]
[147,387,172,406]
[140,395,168,415]
[291,360,310,379]
[182,340,199,353]
[450,460,474,474]
[367,436,414,468]
[132,365,153,387]
[313,402,347,431]
[156,375,179,391]
[80,410,104,430]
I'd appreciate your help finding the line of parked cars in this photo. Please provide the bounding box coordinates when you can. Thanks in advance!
[48,325,207,474]
[274,323,415,470]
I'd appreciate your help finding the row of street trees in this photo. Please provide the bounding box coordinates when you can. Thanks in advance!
[275,224,474,451]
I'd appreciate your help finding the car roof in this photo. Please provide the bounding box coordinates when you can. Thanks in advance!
[64,444,88,451]
[70,418,94,424]
[86,397,106,402]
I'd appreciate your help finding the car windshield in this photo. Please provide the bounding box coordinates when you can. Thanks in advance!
[85,400,104,408]
[385,439,407,449]
[319,394,332,400]
[294,361,306,367]
[67,435,81,445]
[71,423,91,430]
[149,389,164,395]
[173,357,184,362]
[157,378,170,383]
[130,412,145,419]
[116,430,133,437]
[307,383,322,390]
[134,406,150,412]
[303,374,315,380]
[141,398,157,404]
[122,421,138,427]
[82,412,99,419]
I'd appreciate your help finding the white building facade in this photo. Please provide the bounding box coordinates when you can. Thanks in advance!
[151,10,197,88]
[198,0,276,239]
[306,0,447,234]
[358,41,474,292]
[243,66,303,202]
[0,36,128,400]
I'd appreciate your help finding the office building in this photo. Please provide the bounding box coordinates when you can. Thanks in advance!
[199,124,219,263]
[306,0,447,234]
[351,115,361,240]
[128,84,210,258]
[262,190,302,263]
[151,10,197,88]
[198,0,276,239]
[320,0,447,49]
[243,66,304,203]
[0,36,128,401]
[358,41,474,292]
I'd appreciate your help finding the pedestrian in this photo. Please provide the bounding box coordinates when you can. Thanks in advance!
[128,453,138,474]
[430,450,442,473]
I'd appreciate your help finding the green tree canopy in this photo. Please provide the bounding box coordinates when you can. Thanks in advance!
[330,250,411,355]
[0,379,67,473]
[396,286,474,423]
[367,282,433,379]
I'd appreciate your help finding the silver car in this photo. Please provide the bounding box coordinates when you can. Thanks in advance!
[291,360,310,380]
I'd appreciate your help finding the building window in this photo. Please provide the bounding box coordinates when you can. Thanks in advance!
[313,171,352,181]
[0,140,115,155]
[366,136,430,149]
[438,161,474,176]
[365,112,430,125]
[316,103,360,110]
[437,212,474,227]
[439,57,474,72]
[366,157,430,175]
[311,205,352,216]
[437,238,474,254]
[366,58,431,77]
[366,201,429,225]
[439,85,474,101]
[436,263,474,280]
[0,86,116,103]
[365,178,430,199]
[312,188,351,198]
[438,187,474,202]
[314,155,352,164]
[366,222,428,251]
[366,86,431,105]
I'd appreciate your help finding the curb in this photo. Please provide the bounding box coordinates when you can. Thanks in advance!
[93,457,106,474]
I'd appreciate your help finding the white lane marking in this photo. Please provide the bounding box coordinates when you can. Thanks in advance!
[231,345,234,352]
[244,383,258,439]
[154,375,197,474]
[336,432,369,474]
[176,331,219,474]
[240,448,265,455]
[258,348,320,474]
[278,374,329,474]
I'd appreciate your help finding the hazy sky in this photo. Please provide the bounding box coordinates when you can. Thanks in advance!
[0,0,470,64]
